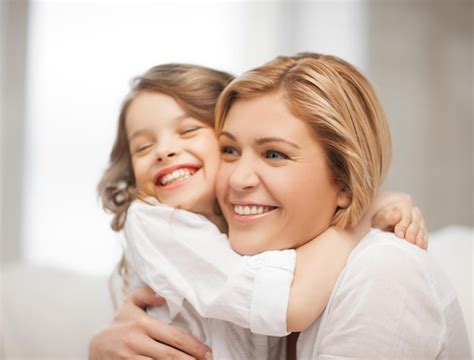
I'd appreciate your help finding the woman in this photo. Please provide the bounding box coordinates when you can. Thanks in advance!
[213,53,471,358]
[90,53,469,359]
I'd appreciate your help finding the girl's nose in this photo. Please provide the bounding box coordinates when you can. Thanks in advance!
[155,141,179,162]
[156,151,177,162]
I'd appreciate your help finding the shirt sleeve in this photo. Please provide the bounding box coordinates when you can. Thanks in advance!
[301,241,448,359]
[124,201,295,336]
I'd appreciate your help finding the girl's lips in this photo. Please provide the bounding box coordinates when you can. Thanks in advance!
[156,168,201,191]
[153,164,199,185]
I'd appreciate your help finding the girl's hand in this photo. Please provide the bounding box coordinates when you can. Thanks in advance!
[371,192,428,250]
[88,286,212,360]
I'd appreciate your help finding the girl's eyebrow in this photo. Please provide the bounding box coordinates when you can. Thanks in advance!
[128,129,151,141]
[129,114,192,141]
[219,131,300,149]
[174,113,192,122]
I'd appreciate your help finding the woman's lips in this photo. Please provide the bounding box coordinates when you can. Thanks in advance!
[230,203,279,222]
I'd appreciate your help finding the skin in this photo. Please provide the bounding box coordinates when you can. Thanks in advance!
[89,90,428,360]
[126,92,224,229]
[216,91,350,255]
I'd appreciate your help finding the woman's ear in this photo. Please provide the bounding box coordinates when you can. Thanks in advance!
[336,187,351,209]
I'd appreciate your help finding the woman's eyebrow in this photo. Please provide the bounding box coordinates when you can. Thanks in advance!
[219,131,237,141]
[255,137,301,149]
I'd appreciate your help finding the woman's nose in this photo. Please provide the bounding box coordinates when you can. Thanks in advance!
[228,156,259,191]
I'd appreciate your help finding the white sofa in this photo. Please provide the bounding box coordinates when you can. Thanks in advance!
[1,226,472,359]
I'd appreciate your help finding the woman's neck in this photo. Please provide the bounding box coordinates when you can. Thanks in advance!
[205,212,228,234]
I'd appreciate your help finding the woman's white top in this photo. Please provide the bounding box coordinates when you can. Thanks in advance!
[123,200,294,360]
[297,228,472,359]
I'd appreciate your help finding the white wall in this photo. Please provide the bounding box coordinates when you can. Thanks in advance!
[20,1,288,274]
[367,1,473,230]
[1,0,29,264]
[2,1,472,275]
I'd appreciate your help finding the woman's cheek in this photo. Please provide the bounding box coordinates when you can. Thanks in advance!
[215,162,230,203]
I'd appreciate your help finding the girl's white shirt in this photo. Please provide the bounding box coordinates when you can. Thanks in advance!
[123,199,471,359]
[297,229,472,359]
[123,199,295,359]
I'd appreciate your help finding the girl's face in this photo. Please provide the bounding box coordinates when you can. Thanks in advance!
[216,91,349,255]
[126,92,220,216]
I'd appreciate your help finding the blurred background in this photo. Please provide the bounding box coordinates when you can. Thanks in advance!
[1,0,472,357]
[4,0,472,276]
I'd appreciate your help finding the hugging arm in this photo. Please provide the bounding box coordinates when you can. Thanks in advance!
[372,192,427,248]
[88,287,211,360]
[126,194,426,335]
[287,191,428,332]
[125,201,295,336]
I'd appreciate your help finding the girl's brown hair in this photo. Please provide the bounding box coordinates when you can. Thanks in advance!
[98,63,233,231]
[215,53,391,228]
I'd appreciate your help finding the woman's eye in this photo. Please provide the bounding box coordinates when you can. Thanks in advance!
[264,150,288,160]
[221,146,239,156]
[180,127,200,135]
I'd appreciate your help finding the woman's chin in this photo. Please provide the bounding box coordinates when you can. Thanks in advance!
[229,238,263,256]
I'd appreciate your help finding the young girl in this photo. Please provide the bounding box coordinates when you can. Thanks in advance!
[97,63,427,359]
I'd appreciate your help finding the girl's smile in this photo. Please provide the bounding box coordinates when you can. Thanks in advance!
[126,91,221,218]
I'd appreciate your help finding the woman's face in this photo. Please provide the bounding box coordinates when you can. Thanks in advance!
[216,91,349,255]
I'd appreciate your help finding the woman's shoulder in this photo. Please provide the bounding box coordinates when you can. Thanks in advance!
[340,228,457,308]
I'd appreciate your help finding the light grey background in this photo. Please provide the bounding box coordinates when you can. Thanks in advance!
[1,0,472,267]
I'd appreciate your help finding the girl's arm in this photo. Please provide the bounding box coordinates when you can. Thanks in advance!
[125,201,295,336]
[125,194,426,336]
[287,191,427,332]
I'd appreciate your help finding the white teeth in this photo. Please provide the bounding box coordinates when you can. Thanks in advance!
[233,205,275,216]
[160,168,194,186]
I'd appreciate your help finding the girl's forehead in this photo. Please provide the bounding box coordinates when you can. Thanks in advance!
[125,93,198,135]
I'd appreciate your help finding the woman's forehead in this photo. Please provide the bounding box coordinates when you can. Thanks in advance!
[222,93,315,142]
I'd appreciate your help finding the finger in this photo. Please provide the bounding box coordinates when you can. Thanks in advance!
[137,337,196,360]
[128,286,166,308]
[405,207,420,244]
[415,231,426,250]
[373,208,400,231]
[394,205,412,239]
[415,214,427,249]
[421,228,429,249]
[142,318,211,359]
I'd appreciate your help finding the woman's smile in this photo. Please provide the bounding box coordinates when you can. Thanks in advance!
[216,91,348,255]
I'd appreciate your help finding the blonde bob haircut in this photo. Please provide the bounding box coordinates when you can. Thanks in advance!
[98,63,233,231]
[215,53,391,229]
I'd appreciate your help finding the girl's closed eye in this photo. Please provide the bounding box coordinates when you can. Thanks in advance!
[180,126,201,136]
[134,143,153,154]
